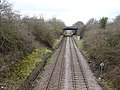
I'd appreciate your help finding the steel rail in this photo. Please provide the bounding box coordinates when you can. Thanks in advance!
[70,37,89,90]
[45,37,66,90]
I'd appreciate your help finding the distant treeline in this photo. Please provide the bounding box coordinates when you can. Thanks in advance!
[0,0,65,67]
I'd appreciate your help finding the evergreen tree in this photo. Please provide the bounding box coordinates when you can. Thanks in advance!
[99,17,108,29]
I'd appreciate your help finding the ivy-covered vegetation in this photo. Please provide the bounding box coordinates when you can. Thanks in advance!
[75,16,120,90]
[0,0,64,89]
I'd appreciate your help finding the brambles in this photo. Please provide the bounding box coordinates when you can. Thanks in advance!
[0,0,64,72]
[81,17,120,89]
[0,0,65,89]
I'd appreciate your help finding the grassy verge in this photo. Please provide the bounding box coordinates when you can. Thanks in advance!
[48,36,62,69]
[32,51,56,90]
[0,36,62,90]
[53,36,63,49]
[32,37,62,89]
[44,36,62,70]
[73,36,83,49]
[73,36,88,57]
[0,45,51,90]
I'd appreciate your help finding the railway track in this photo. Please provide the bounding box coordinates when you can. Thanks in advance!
[69,37,88,90]
[34,37,101,90]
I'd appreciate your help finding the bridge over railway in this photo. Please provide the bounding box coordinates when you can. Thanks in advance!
[63,26,78,35]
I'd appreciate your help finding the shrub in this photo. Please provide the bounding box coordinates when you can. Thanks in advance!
[99,17,108,29]
[0,0,65,67]
[73,21,85,38]
[82,17,120,89]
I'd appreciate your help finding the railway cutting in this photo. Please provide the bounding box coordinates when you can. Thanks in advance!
[33,35,102,90]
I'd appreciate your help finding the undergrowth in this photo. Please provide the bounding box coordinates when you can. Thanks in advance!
[0,46,51,90]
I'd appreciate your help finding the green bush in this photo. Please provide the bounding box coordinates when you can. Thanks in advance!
[99,17,108,29]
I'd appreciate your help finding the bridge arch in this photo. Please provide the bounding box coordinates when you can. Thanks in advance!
[62,26,78,35]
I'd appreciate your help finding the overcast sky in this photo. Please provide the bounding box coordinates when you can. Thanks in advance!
[9,0,120,25]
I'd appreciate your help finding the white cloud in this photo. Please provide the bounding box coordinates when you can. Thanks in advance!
[10,0,120,25]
